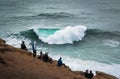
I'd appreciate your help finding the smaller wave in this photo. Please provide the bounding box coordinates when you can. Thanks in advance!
[102,8,120,14]
[11,12,73,20]
[34,25,87,44]
[37,12,73,19]
[86,29,120,38]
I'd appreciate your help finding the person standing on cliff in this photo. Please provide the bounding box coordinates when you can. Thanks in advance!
[21,41,27,50]
[31,41,36,58]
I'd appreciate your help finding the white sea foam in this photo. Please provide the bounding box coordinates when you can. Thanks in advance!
[5,36,31,49]
[39,25,87,44]
[51,55,120,78]
[4,35,48,53]
[103,39,120,48]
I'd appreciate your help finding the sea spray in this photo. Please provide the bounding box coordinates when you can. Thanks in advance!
[39,25,87,44]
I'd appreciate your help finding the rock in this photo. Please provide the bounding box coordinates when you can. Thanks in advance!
[94,71,117,79]
[0,38,6,44]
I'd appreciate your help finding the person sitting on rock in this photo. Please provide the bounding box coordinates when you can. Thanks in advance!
[84,70,94,79]
[48,57,53,64]
[21,41,27,50]
[57,57,66,68]
[38,51,44,60]
[40,52,53,64]
[89,70,94,79]
[85,69,89,78]
[43,53,49,62]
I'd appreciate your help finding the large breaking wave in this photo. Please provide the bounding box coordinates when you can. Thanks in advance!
[8,25,120,46]
[6,25,120,46]
[33,25,87,44]
[17,25,120,46]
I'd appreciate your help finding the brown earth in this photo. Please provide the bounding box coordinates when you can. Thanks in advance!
[0,38,117,79]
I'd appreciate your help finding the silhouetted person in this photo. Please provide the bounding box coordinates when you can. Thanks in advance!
[21,41,27,50]
[84,70,94,79]
[33,49,36,58]
[38,51,44,60]
[31,41,36,58]
[85,69,89,78]
[48,57,53,64]
[39,52,53,63]
[43,53,49,62]
[57,57,66,68]
[89,70,94,79]
[31,41,35,50]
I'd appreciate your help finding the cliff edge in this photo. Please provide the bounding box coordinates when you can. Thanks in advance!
[0,39,117,79]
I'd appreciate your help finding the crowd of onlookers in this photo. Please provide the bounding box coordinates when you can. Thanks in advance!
[37,51,53,63]
[21,41,66,67]
[21,41,94,79]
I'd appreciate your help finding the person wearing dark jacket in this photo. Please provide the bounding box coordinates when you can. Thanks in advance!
[84,70,94,79]
[85,69,89,78]
[21,41,27,50]
[89,70,94,79]
[43,53,49,62]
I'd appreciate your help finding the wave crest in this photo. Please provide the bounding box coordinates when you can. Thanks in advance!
[35,25,87,44]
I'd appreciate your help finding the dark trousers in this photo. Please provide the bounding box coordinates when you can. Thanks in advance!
[33,50,36,58]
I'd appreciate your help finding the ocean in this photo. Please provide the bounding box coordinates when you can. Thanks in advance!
[0,0,120,78]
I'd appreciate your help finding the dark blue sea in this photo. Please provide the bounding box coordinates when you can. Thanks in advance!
[0,0,120,78]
